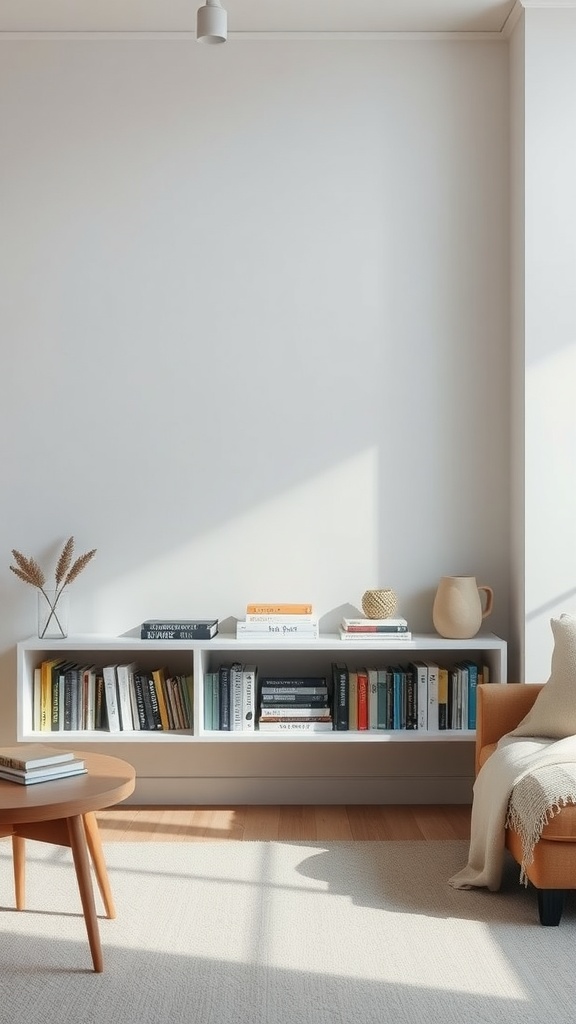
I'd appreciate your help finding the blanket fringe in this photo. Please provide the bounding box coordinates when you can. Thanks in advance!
[506,794,576,886]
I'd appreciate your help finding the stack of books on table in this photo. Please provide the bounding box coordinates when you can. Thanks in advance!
[0,745,87,785]
[339,617,413,641]
[237,603,319,641]
[257,676,333,732]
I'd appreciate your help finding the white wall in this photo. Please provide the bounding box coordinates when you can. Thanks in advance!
[519,9,576,681]
[0,38,510,737]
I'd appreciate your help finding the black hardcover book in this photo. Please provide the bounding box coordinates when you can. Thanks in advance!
[219,665,231,731]
[332,663,349,731]
[144,673,163,729]
[132,672,151,730]
[141,619,218,640]
[260,693,329,705]
[64,664,79,731]
[405,668,417,730]
[259,677,327,688]
[94,673,108,730]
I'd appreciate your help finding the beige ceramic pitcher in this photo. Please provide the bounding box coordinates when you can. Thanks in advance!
[432,575,494,639]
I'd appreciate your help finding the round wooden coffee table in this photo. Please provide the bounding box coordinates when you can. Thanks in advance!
[0,750,135,972]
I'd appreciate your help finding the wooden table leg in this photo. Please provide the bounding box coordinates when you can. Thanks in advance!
[83,811,116,919]
[12,835,25,910]
[67,814,104,973]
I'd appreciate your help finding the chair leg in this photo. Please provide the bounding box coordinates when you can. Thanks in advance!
[537,888,565,926]
[12,835,25,910]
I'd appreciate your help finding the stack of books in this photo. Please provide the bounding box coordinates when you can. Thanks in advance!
[0,745,87,785]
[140,619,218,640]
[339,616,413,641]
[258,676,333,732]
[237,603,319,640]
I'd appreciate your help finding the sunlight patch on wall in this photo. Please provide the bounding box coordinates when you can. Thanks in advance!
[91,449,380,634]
[525,342,576,679]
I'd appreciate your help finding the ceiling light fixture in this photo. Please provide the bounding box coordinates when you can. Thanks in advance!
[196,0,227,44]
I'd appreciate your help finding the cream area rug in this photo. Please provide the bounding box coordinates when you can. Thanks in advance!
[0,839,574,1024]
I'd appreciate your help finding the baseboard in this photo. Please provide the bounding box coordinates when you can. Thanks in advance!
[127,775,474,805]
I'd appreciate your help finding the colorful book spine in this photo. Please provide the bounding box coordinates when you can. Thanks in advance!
[219,665,231,731]
[438,666,449,730]
[466,660,479,730]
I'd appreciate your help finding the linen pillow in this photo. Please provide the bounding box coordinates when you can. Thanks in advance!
[510,614,576,739]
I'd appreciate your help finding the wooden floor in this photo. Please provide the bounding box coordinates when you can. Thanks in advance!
[95,805,472,842]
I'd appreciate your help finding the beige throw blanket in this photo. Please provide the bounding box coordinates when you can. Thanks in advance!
[449,733,576,891]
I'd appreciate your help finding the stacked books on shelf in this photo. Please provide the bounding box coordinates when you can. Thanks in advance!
[34,659,193,733]
[339,616,413,641]
[0,745,87,785]
[236,603,319,640]
[140,618,218,640]
[258,676,333,732]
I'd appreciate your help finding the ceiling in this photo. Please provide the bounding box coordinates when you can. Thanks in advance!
[0,1,523,36]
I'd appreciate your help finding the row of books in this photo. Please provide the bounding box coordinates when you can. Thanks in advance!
[0,745,87,786]
[35,659,193,733]
[203,660,489,732]
[333,660,486,731]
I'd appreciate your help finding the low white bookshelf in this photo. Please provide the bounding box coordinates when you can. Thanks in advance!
[16,632,507,804]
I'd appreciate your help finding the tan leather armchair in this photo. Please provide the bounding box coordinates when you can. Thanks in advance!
[476,683,576,925]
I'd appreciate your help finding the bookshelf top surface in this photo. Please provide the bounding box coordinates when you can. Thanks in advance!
[18,632,506,652]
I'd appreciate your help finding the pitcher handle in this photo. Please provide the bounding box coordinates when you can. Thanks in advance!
[478,585,494,619]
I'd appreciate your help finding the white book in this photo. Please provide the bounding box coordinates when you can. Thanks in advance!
[115,663,137,731]
[33,667,42,732]
[241,665,257,731]
[230,662,244,731]
[237,622,319,638]
[102,665,121,733]
[0,766,87,785]
[338,629,413,642]
[83,666,97,732]
[424,661,439,731]
[257,720,333,732]
[368,668,379,730]
[259,706,331,718]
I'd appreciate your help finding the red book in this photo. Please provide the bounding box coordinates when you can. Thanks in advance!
[357,668,369,730]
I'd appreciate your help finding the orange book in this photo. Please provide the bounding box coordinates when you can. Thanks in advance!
[246,603,313,615]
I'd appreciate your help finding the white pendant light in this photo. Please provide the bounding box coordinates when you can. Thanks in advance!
[196,0,227,44]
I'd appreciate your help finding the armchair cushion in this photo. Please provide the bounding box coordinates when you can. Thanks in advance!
[510,615,576,739]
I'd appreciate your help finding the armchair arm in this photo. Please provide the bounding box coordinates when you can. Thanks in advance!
[475,683,544,775]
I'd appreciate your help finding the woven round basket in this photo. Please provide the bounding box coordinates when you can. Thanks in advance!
[361,588,398,619]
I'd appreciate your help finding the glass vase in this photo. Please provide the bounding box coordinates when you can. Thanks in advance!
[38,589,69,639]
